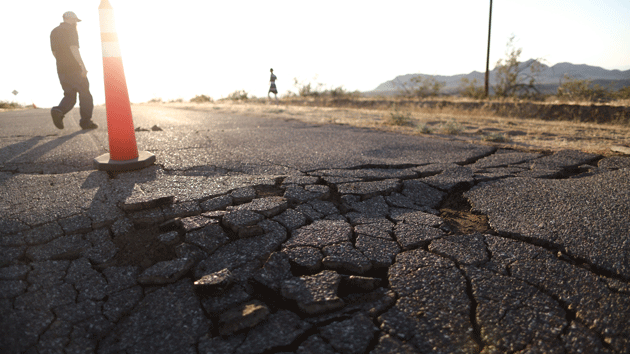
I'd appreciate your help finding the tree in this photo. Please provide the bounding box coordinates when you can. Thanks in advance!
[493,35,544,98]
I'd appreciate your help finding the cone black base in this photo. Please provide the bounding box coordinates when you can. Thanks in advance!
[93,151,155,171]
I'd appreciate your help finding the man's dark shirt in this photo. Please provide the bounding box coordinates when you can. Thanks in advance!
[50,22,81,73]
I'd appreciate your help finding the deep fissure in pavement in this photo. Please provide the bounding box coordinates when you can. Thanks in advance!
[438,183,492,235]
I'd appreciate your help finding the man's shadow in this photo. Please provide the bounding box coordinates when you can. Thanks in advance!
[1,130,92,168]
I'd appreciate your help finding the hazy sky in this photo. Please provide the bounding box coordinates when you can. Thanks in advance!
[2,0,629,107]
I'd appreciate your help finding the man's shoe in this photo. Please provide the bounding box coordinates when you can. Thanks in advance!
[51,108,64,129]
[80,121,98,130]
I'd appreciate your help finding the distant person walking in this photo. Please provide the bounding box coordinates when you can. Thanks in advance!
[50,11,98,130]
[268,68,278,103]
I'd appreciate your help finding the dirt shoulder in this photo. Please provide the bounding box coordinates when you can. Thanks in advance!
[151,99,630,156]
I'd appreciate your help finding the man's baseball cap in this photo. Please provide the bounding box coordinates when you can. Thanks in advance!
[63,11,82,22]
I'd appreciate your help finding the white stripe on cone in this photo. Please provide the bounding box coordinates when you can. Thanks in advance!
[101,42,121,58]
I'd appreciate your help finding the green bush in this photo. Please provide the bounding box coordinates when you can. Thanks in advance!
[190,94,213,103]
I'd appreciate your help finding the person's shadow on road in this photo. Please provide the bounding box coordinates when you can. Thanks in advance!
[1,130,92,169]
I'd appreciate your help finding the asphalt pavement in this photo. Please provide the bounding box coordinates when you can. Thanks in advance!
[1,105,629,353]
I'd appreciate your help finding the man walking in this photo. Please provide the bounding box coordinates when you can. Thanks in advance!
[50,11,98,130]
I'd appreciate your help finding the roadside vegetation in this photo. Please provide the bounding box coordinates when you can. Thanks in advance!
[0,101,24,109]
[146,35,628,155]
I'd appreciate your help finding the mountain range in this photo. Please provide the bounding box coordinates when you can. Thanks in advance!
[371,61,630,95]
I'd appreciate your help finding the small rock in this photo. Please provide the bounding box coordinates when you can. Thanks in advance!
[193,268,233,296]
[219,300,270,336]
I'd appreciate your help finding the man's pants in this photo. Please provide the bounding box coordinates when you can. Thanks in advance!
[54,70,94,124]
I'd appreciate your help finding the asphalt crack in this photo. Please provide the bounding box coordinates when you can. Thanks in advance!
[459,266,486,353]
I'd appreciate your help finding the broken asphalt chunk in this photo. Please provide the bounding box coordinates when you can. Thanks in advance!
[193,268,233,296]
[281,270,344,315]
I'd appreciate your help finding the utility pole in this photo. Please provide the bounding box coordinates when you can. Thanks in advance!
[485,0,493,98]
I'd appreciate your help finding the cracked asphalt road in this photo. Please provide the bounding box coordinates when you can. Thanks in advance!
[1,105,629,353]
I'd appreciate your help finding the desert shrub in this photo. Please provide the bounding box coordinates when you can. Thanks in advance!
[327,86,361,98]
[293,78,325,97]
[0,101,21,109]
[557,75,612,102]
[482,132,510,142]
[395,76,445,98]
[439,120,463,135]
[493,35,544,98]
[148,98,163,103]
[386,104,413,126]
[190,94,213,103]
[615,86,630,100]
[226,90,249,100]
[292,78,362,98]
[416,123,433,134]
[412,76,445,97]
[459,78,486,99]
[168,98,184,103]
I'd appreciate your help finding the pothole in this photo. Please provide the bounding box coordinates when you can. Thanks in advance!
[439,184,492,235]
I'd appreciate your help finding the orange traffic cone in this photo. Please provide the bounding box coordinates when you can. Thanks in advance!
[93,0,155,171]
